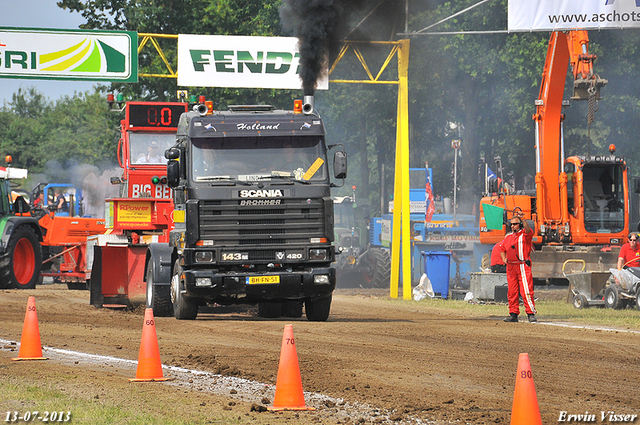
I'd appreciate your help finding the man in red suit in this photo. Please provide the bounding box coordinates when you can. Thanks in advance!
[500,212,537,323]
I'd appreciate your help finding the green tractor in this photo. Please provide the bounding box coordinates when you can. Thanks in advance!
[0,157,43,289]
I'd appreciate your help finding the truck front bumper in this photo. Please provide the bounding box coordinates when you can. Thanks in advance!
[181,267,336,302]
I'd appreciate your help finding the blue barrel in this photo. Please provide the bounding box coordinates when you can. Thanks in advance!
[422,251,451,299]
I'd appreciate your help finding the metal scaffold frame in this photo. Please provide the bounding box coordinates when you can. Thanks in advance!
[137,34,412,299]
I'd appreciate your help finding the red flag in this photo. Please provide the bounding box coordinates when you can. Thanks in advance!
[425,177,435,222]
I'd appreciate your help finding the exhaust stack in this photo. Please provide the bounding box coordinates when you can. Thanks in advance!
[193,103,208,116]
[302,95,314,115]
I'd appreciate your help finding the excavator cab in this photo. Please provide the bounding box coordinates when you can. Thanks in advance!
[580,162,625,233]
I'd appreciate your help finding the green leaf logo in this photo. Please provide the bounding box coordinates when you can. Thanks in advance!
[40,37,125,73]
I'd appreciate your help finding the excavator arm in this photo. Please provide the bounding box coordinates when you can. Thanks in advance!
[532,30,607,232]
[567,31,608,101]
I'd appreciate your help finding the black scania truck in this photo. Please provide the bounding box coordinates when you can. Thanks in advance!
[145,99,347,321]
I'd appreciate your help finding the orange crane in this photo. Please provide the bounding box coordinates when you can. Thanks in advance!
[479,31,631,282]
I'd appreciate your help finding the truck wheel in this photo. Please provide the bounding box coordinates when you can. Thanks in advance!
[305,294,332,322]
[604,284,623,310]
[146,266,172,317]
[170,260,198,320]
[0,226,42,289]
[362,248,391,288]
[283,300,303,318]
[572,294,588,309]
[258,302,282,318]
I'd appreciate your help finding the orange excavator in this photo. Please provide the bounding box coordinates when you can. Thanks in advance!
[479,30,632,282]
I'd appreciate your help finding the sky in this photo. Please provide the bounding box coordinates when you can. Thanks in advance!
[0,0,97,104]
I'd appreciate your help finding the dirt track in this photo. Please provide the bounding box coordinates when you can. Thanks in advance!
[2,284,640,424]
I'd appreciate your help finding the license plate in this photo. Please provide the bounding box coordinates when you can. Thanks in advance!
[246,276,280,285]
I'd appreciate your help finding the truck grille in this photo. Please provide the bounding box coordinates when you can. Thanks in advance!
[198,198,327,248]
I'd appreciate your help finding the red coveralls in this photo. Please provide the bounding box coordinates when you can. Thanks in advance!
[500,228,537,315]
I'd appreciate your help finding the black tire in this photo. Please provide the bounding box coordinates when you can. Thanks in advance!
[170,260,198,320]
[362,248,391,288]
[604,284,624,310]
[305,294,332,322]
[635,287,640,311]
[0,226,42,289]
[573,294,588,309]
[283,300,303,318]
[258,302,283,318]
[146,266,172,317]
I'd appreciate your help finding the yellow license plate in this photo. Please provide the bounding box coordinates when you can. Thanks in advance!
[246,276,280,285]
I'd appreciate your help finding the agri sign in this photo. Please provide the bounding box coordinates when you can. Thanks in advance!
[177,34,328,90]
[0,29,137,82]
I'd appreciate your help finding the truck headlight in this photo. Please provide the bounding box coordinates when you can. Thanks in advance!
[314,275,330,284]
[195,251,214,263]
[309,248,328,260]
[195,277,212,286]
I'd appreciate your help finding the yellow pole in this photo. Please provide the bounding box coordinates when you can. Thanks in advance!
[390,106,402,298]
[390,39,411,299]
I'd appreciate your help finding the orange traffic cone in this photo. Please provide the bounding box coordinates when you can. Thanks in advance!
[510,353,542,425]
[268,324,315,411]
[12,297,47,361]
[130,308,171,382]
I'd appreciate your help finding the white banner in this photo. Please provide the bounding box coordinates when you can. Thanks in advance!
[0,28,137,81]
[509,0,640,31]
[177,35,328,90]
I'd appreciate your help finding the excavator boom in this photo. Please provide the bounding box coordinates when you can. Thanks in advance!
[479,30,629,283]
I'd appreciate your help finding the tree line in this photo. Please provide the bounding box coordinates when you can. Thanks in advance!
[2,0,639,216]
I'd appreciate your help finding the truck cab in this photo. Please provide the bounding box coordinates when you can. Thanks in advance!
[147,102,347,321]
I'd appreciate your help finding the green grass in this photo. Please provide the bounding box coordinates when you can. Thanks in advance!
[389,296,640,330]
[0,373,261,425]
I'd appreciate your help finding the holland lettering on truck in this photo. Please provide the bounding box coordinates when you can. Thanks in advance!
[236,122,281,131]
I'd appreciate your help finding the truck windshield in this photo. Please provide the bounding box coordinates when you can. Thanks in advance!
[129,133,176,165]
[191,136,328,182]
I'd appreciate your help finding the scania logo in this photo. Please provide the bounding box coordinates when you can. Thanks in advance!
[239,189,284,198]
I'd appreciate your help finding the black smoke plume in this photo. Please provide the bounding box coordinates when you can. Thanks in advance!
[280,0,403,95]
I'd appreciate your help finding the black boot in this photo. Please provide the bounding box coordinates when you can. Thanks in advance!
[503,313,518,322]
[527,314,537,323]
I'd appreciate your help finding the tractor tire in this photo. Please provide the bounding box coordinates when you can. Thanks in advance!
[362,248,391,288]
[305,294,332,322]
[635,287,640,311]
[604,284,624,310]
[170,260,198,320]
[0,226,42,289]
[146,266,172,317]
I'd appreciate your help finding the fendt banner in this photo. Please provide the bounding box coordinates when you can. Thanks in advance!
[509,0,640,31]
[177,34,329,90]
[0,28,137,82]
